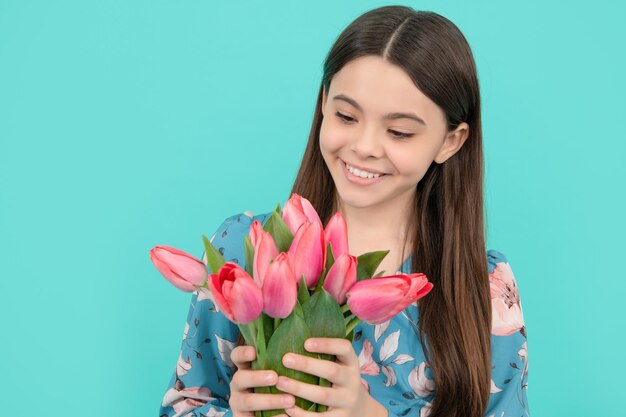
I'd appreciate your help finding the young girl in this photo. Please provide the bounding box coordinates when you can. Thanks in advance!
[159,6,529,417]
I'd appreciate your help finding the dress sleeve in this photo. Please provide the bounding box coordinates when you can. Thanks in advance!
[158,212,255,417]
[484,250,530,417]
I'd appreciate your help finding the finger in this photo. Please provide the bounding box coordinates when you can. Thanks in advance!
[285,404,341,417]
[276,375,346,408]
[231,369,278,391]
[237,392,296,412]
[304,338,359,368]
[231,345,255,370]
[282,352,347,386]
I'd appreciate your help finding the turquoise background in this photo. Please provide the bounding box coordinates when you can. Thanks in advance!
[1,1,624,415]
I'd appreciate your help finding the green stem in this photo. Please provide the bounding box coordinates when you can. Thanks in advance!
[340,304,351,314]
[238,321,257,346]
[345,316,361,336]
[317,376,332,412]
[274,317,282,331]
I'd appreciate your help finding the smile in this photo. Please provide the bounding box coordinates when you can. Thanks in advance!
[341,159,389,186]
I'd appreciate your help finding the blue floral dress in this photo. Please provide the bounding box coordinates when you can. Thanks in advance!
[158,211,529,417]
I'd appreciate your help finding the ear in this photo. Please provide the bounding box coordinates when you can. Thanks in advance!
[434,122,470,164]
[321,85,327,117]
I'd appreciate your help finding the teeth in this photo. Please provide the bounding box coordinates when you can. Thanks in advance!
[346,162,382,179]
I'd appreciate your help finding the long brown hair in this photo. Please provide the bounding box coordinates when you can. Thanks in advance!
[288,6,492,417]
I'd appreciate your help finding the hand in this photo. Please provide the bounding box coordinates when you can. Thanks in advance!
[229,345,295,417]
[277,338,388,417]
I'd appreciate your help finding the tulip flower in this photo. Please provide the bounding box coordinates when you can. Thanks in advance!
[150,245,208,292]
[346,273,433,324]
[324,211,349,258]
[282,193,323,236]
[208,262,263,324]
[323,253,357,304]
[252,228,279,286]
[249,220,264,248]
[262,252,297,318]
[287,220,326,289]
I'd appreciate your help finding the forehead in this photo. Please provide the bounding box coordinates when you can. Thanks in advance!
[328,55,445,126]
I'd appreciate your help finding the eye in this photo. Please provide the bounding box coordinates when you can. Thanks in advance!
[388,130,414,140]
[335,111,355,123]
[336,111,413,140]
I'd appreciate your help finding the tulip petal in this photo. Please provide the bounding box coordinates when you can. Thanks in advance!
[230,277,263,323]
[253,230,279,286]
[324,212,349,258]
[323,253,357,304]
[346,276,413,323]
[262,253,297,318]
[288,221,325,289]
[208,272,235,322]
[150,246,208,292]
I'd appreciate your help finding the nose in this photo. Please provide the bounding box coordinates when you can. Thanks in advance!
[350,125,384,159]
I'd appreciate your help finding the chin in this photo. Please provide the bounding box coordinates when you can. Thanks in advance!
[335,188,384,209]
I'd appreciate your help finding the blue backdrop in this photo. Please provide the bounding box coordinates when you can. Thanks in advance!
[1,1,624,416]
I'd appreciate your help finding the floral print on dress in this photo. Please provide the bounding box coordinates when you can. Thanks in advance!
[158,212,529,417]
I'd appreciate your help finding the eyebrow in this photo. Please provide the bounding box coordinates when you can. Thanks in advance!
[332,94,427,126]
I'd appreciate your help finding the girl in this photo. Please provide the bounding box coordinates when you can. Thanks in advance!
[159,6,529,417]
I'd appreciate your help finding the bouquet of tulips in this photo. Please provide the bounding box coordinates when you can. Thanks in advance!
[150,194,433,416]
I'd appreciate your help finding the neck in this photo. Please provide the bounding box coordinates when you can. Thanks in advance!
[333,190,415,254]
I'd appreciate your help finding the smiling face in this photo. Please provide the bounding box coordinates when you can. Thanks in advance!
[319,55,469,212]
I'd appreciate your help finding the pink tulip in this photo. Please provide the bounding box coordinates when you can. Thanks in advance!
[252,229,279,286]
[287,220,326,289]
[346,273,433,324]
[262,252,297,318]
[208,262,263,324]
[249,220,264,248]
[323,253,357,304]
[282,193,323,236]
[324,211,349,258]
[150,245,208,292]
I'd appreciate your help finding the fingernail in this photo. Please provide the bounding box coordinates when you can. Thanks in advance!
[283,354,295,366]
[282,395,295,406]
[305,339,317,349]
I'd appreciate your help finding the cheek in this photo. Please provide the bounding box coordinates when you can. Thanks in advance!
[319,119,345,155]
[386,146,432,178]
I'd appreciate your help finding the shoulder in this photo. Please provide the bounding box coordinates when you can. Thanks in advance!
[485,250,529,415]
[202,210,274,269]
[486,249,526,337]
[487,248,509,273]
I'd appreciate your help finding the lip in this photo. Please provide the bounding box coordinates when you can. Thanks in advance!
[340,159,388,186]
[341,159,388,175]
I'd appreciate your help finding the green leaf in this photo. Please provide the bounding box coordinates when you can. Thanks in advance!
[356,250,389,281]
[372,269,387,278]
[244,235,255,278]
[297,274,310,306]
[265,308,317,412]
[293,299,305,320]
[263,312,274,347]
[262,210,294,253]
[274,202,283,217]
[315,243,334,292]
[324,241,335,270]
[302,289,346,340]
[201,235,226,274]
